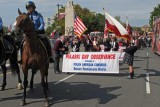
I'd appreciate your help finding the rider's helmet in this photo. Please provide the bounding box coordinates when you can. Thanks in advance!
[26,1,36,10]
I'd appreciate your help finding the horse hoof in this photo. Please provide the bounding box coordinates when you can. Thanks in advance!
[20,100,26,106]
[44,101,49,107]
[0,87,5,91]
[18,83,23,90]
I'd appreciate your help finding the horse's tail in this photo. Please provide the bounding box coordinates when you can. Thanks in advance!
[3,35,20,75]
[9,49,19,75]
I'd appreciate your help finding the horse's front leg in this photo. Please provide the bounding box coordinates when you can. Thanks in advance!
[0,65,7,91]
[20,68,28,106]
[17,68,23,90]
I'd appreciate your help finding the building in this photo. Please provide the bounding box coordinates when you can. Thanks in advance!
[141,25,150,32]
[65,0,74,36]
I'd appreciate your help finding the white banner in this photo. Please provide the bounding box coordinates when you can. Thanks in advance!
[62,52,119,74]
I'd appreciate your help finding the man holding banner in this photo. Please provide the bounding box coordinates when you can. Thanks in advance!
[53,35,65,74]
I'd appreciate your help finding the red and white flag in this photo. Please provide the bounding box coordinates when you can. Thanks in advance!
[8,24,12,32]
[74,15,87,37]
[104,23,108,38]
[104,11,131,41]
[58,13,66,20]
[126,16,132,35]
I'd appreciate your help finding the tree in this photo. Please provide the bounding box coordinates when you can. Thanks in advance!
[45,4,106,35]
[45,6,65,35]
[3,26,9,34]
[149,4,160,27]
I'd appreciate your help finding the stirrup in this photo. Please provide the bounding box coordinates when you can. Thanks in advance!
[49,57,54,63]
[0,60,5,66]
[18,59,22,64]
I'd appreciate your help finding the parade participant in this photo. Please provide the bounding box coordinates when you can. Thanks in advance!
[18,1,53,63]
[71,37,81,52]
[123,45,138,79]
[110,37,119,51]
[83,36,92,52]
[0,17,5,65]
[103,36,111,51]
[63,40,69,54]
[123,39,129,47]
[53,35,65,74]
[118,38,123,47]
[92,36,99,52]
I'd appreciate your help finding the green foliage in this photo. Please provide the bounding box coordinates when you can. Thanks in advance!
[45,4,106,35]
[149,4,160,27]
[74,4,105,34]
[3,26,8,34]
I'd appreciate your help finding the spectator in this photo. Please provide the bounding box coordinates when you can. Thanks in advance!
[71,37,81,52]
[92,36,99,52]
[103,37,111,51]
[84,36,92,52]
[63,40,69,54]
[110,37,119,51]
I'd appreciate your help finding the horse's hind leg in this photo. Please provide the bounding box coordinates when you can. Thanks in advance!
[45,66,49,90]
[40,69,49,107]
[0,65,7,91]
[17,69,23,90]
[30,69,36,90]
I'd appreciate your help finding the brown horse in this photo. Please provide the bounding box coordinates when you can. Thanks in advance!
[14,9,49,106]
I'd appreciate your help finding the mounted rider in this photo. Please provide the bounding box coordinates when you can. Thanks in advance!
[0,17,5,65]
[19,1,53,63]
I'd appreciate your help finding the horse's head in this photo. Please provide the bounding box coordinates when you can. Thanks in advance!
[14,9,34,35]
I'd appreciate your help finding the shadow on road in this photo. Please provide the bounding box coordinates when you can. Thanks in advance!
[2,82,121,106]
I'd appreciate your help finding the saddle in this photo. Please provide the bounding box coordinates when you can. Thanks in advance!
[1,38,14,54]
[23,34,49,57]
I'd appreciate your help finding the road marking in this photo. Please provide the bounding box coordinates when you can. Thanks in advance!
[146,73,150,94]
[54,73,76,85]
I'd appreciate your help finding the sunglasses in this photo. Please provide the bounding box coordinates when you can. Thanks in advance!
[26,6,32,10]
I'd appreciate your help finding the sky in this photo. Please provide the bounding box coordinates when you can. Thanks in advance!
[0,0,159,27]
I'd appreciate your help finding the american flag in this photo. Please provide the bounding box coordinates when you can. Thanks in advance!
[74,15,87,37]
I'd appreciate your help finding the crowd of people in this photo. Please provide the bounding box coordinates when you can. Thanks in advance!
[52,34,141,79]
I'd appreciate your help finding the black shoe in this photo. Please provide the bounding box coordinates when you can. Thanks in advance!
[58,70,62,74]
[128,72,134,79]
[128,75,133,79]
[49,57,54,63]
[55,71,59,74]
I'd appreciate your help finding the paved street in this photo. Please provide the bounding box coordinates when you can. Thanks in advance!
[0,47,160,107]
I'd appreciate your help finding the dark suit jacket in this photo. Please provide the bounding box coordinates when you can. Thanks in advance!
[124,46,138,56]
[53,40,63,55]
[71,41,81,52]
[112,42,119,51]
[103,39,111,51]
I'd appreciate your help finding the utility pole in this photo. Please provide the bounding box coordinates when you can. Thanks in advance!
[56,4,63,16]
